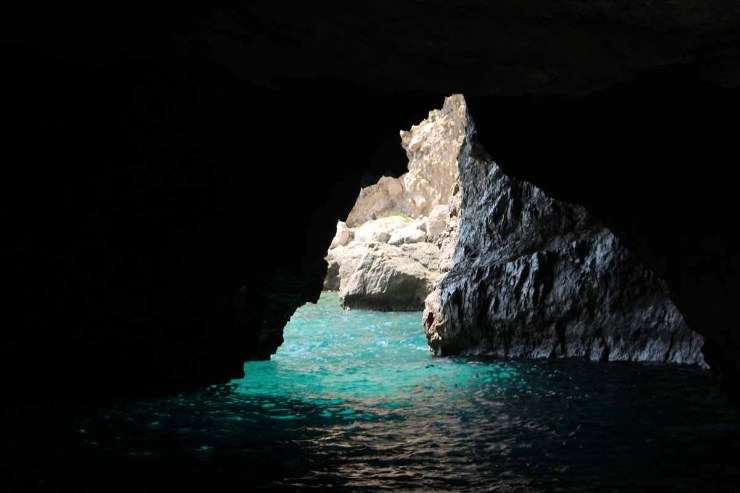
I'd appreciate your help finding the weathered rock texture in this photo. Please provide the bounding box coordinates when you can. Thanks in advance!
[326,216,446,311]
[341,242,441,311]
[327,96,466,310]
[345,96,466,226]
[424,96,707,367]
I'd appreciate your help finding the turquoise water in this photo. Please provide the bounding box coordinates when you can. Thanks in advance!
[233,292,521,410]
[24,292,740,491]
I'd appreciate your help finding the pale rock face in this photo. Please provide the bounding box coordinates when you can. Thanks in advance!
[324,215,435,296]
[329,221,354,249]
[388,225,427,246]
[353,216,411,244]
[324,215,443,309]
[345,177,409,227]
[345,95,467,227]
[385,177,404,199]
[423,95,707,367]
[410,219,427,233]
[340,242,441,311]
[323,96,467,310]
[425,204,451,242]
[399,95,467,217]
[324,241,368,292]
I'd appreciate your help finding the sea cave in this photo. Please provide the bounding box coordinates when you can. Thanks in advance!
[3,2,740,491]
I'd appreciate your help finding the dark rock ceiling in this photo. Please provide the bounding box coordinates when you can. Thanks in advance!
[2,2,740,399]
[5,1,740,95]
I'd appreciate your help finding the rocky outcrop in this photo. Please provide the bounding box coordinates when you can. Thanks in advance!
[325,216,444,311]
[344,177,407,228]
[324,219,394,293]
[345,96,466,227]
[341,242,441,311]
[423,96,707,367]
[326,96,467,311]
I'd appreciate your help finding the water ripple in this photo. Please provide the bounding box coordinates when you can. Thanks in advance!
[69,292,740,491]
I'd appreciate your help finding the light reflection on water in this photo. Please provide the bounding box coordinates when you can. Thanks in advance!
[74,292,739,491]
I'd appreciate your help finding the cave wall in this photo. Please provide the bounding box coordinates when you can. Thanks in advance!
[465,73,740,399]
[1,47,437,396]
[423,96,706,366]
[2,2,740,399]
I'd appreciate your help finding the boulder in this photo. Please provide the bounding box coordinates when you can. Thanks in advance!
[353,216,410,243]
[324,241,367,292]
[426,204,451,242]
[326,209,444,309]
[340,242,441,311]
[323,96,466,310]
[388,226,427,245]
[399,96,466,217]
[329,221,354,249]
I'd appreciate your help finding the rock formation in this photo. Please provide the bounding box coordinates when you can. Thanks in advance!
[325,215,449,311]
[423,96,706,366]
[6,3,740,404]
[326,96,466,310]
[345,96,466,227]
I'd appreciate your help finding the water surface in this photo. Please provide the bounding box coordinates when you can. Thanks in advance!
[15,292,740,491]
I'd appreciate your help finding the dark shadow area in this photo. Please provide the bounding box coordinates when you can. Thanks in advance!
[466,65,740,398]
[3,4,740,489]
[3,361,739,491]
[3,2,739,401]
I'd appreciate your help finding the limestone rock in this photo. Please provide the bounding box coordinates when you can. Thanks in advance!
[424,95,707,367]
[340,242,441,311]
[388,225,426,245]
[400,95,466,217]
[345,95,467,227]
[329,221,354,249]
[323,97,469,309]
[325,214,443,310]
[426,204,451,243]
[410,219,427,233]
[325,241,367,292]
[345,176,408,227]
[323,97,469,311]
[353,216,410,243]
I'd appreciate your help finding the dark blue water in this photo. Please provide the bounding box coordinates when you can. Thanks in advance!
[9,292,740,491]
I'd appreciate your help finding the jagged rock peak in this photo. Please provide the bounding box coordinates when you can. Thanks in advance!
[423,95,707,367]
[345,95,467,227]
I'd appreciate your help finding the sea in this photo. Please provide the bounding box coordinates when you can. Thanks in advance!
[4,292,740,491]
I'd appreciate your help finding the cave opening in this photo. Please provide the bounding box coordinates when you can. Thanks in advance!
[5,93,739,491]
[212,94,739,489]
[6,2,740,490]
[321,95,465,314]
[316,93,707,367]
